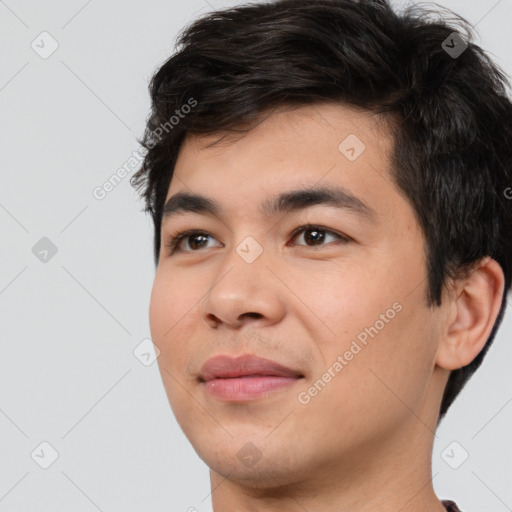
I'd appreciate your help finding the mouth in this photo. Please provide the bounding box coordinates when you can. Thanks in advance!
[199,353,304,402]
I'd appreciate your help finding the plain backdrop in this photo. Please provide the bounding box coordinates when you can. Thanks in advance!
[0,0,511,510]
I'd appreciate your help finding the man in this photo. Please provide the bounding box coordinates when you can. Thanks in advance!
[131,0,512,510]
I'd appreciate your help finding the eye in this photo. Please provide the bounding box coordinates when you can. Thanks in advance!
[289,224,350,247]
[164,224,350,255]
[165,230,221,254]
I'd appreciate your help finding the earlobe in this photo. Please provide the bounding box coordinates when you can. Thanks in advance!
[435,257,505,371]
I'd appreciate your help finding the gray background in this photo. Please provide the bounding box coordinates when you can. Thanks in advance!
[0,0,511,510]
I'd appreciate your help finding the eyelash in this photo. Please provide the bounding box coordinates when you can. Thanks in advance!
[164,224,351,255]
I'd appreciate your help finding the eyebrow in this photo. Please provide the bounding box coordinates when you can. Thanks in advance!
[161,185,377,224]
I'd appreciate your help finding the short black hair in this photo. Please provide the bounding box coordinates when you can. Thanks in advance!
[131,0,512,420]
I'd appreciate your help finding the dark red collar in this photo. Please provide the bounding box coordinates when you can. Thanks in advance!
[442,500,462,511]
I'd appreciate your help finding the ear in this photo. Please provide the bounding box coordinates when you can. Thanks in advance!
[435,257,505,370]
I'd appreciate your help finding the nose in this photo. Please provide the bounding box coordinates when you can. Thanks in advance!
[200,241,287,330]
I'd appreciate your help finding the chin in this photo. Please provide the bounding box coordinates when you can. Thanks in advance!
[190,432,309,489]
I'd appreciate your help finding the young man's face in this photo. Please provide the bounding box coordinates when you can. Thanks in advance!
[149,103,450,489]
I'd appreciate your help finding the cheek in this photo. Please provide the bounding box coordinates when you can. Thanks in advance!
[149,274,173,342]
[149,273,202,416]
[295,300,436,449]
[301,255,435,397]
[149,270,198,362]
[349,294,436,411]
[150,265,196,328]
[289,259,389,340]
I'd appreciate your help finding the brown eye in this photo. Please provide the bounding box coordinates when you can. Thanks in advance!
[290,225,350,247]
[165,230,221,254]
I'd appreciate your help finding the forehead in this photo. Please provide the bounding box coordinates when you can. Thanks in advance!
[178,102,391,161]
[165,102,399,223]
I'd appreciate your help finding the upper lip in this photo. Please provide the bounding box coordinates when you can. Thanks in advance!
[199,354,303,381]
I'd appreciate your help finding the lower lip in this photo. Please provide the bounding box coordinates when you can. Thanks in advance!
[202,375,300,401]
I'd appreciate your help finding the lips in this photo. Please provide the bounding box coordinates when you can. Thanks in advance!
[199,354,303,382]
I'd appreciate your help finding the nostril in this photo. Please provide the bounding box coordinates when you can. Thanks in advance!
[241,312,263,320]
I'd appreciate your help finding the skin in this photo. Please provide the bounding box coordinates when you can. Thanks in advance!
[149,102,504,512]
